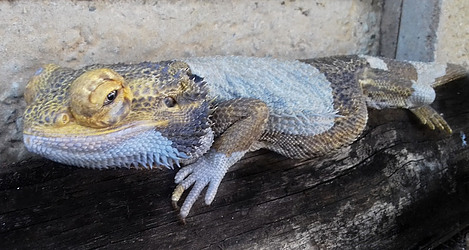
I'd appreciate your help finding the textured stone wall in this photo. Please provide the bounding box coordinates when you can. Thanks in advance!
[435,0,469,64]
[0,0,383,164]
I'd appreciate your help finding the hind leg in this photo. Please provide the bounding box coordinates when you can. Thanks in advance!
[357,66,454,133]
[258,108,368,160]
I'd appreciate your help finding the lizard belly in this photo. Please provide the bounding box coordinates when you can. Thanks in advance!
[184,56,338,136]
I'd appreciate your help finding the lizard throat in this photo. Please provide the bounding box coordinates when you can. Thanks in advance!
[24,123,214,169]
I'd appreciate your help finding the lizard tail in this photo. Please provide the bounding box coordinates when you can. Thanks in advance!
[432,63,467,88]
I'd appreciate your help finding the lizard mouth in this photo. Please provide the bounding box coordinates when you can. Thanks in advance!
[23,121,189,169]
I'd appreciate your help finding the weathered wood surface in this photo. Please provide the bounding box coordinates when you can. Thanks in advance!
[1,78,469,249]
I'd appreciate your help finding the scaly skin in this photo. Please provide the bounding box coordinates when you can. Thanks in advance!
[23,55,467,222]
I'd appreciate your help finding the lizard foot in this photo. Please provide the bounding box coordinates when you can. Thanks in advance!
[171,150,245,221]
[410,106,452,134]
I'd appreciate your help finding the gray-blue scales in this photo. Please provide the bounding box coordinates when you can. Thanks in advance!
[184,56,339,136]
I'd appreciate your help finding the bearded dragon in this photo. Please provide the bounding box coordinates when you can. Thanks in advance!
[22,55,467,222]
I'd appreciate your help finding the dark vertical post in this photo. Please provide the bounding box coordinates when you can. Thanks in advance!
[379,0,403,58]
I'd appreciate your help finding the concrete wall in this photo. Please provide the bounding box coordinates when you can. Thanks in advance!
[1,0,468,165]
[435,0,469,64]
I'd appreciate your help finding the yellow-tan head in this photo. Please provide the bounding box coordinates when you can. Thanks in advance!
[23,61,213,169]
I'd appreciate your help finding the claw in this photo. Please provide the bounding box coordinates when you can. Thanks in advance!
[171,184,184,210]
[171,185,188,224]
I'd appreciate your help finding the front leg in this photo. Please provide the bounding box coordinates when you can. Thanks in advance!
[171,98,269,221]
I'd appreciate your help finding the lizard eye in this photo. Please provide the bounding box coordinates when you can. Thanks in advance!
[164,96,176,108]
[104,90,118,106]
[70,68,133,128]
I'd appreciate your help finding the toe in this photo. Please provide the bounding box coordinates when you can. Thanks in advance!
[205,179,222,205]
[174,165,194,183]
[180,181,207,219]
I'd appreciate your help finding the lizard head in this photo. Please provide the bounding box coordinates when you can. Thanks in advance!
[23,61,213,169]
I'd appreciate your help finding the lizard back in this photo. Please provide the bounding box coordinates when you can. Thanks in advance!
[184,56,340,137]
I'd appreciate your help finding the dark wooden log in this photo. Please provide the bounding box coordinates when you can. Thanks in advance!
[1,78,468,249]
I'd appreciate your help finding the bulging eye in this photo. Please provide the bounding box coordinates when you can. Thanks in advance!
[164,96,176,107]
[104,90,118,105]
[70,68,133,128]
